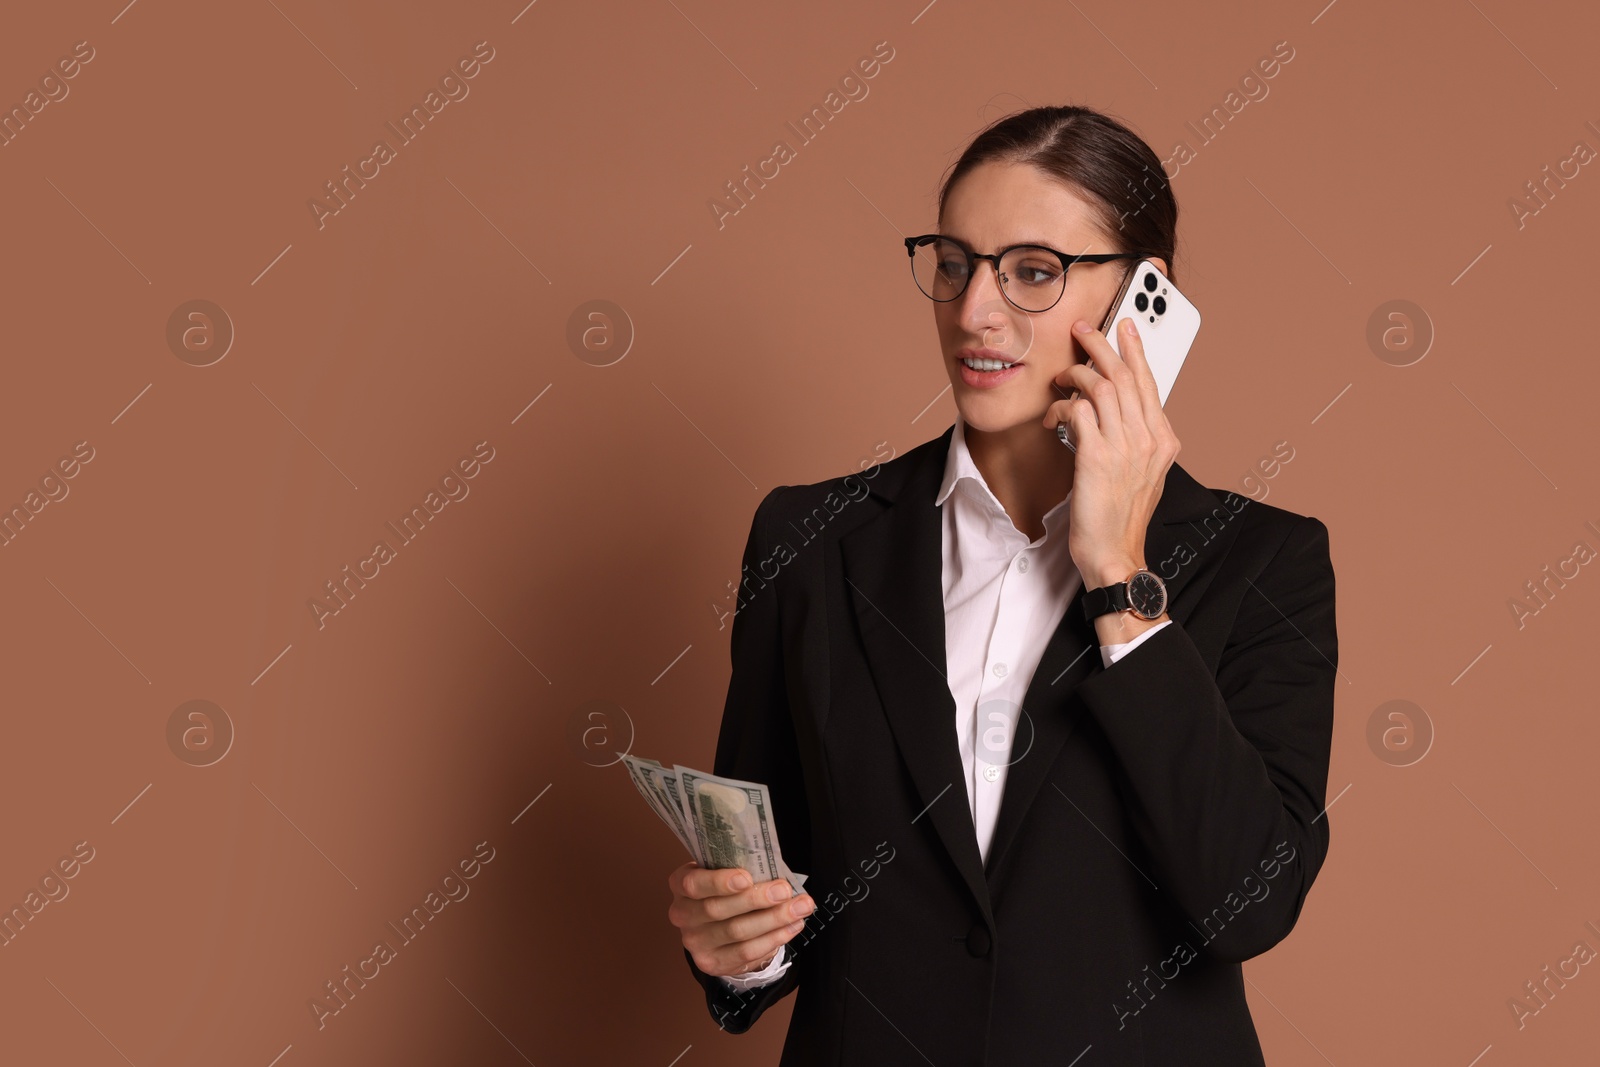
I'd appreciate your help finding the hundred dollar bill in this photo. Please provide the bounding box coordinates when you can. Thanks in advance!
[622,755,808,894]
[621,754,699,862]
[675,765,807,895]
[646,761,698,860]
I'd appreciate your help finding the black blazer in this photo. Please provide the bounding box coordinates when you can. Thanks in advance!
[683,423,1338,1066]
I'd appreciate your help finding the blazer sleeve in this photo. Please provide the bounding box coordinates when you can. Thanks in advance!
[682,485,809,1034]
[1073,513,1338,963]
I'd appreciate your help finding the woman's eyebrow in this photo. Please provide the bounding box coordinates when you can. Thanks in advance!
[947,232,1088,250]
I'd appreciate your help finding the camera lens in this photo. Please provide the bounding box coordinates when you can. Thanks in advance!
[1152,296,1167,316]
[1134,292,1148,312]
[1143,272,1158,292]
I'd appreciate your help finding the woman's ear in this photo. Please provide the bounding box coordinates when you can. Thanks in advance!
[1147,257,1170,279]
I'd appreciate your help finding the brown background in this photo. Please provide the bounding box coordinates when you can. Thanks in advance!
[2,0,1597,1063]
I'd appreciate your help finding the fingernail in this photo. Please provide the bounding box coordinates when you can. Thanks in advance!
[791,895,815,917]
[768,881,792,902]
[731,874,750,891]
[1074,320,1091,333]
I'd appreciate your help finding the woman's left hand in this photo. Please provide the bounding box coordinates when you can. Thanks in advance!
[1043,316,1182,590]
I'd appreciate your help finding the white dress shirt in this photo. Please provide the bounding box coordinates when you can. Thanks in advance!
[721,416,1170,991]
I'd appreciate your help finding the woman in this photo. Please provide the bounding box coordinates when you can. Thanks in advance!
[666,105,1337,1066]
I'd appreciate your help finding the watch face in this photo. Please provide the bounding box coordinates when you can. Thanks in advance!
[1128,571,1168,619]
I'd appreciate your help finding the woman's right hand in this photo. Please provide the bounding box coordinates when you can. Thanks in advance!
[667,860,815,977]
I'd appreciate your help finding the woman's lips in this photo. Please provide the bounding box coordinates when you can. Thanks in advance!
[958,358,1025,389]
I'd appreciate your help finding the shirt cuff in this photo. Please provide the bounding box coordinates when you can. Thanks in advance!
[718,943,790,991]
[1099,619,1172,669]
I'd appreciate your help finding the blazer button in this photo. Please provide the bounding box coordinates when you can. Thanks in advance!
[966,923,992,957]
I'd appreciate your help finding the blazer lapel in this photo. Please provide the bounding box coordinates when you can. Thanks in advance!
[840,425,992,918]
[839,423,1240,918]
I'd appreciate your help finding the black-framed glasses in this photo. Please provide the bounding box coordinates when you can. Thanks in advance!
[903,233,1143,313]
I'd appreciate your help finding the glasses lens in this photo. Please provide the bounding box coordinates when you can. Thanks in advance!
[998,246,1066,312]
[911,238,969,302]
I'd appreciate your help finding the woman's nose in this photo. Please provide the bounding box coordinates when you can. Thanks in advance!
[961,259,1006,308]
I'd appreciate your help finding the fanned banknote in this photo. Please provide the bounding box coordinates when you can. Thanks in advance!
[621,755,696,858]
[623,753,807,895]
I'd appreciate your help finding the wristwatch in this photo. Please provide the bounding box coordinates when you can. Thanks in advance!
[1081,567,1168,623]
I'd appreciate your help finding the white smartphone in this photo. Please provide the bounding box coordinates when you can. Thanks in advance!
[1058,258,1199,449]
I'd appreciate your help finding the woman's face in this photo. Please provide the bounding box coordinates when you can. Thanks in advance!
[934,160,1162,435]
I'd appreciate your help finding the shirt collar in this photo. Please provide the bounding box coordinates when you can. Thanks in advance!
[935,414,980,508]
[935,414,1072,531]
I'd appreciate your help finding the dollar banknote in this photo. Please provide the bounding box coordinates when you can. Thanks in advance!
[623,754,807,895]
[621,755,696,858]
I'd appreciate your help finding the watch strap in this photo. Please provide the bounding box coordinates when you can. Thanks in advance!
[1080,579,1129,623]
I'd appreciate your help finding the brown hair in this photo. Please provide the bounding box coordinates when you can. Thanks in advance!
[936,105,1180,284]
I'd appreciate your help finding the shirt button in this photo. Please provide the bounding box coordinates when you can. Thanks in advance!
[1017,555,1029,573]
[992,662,1007,678]
[983,765,1000,782]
